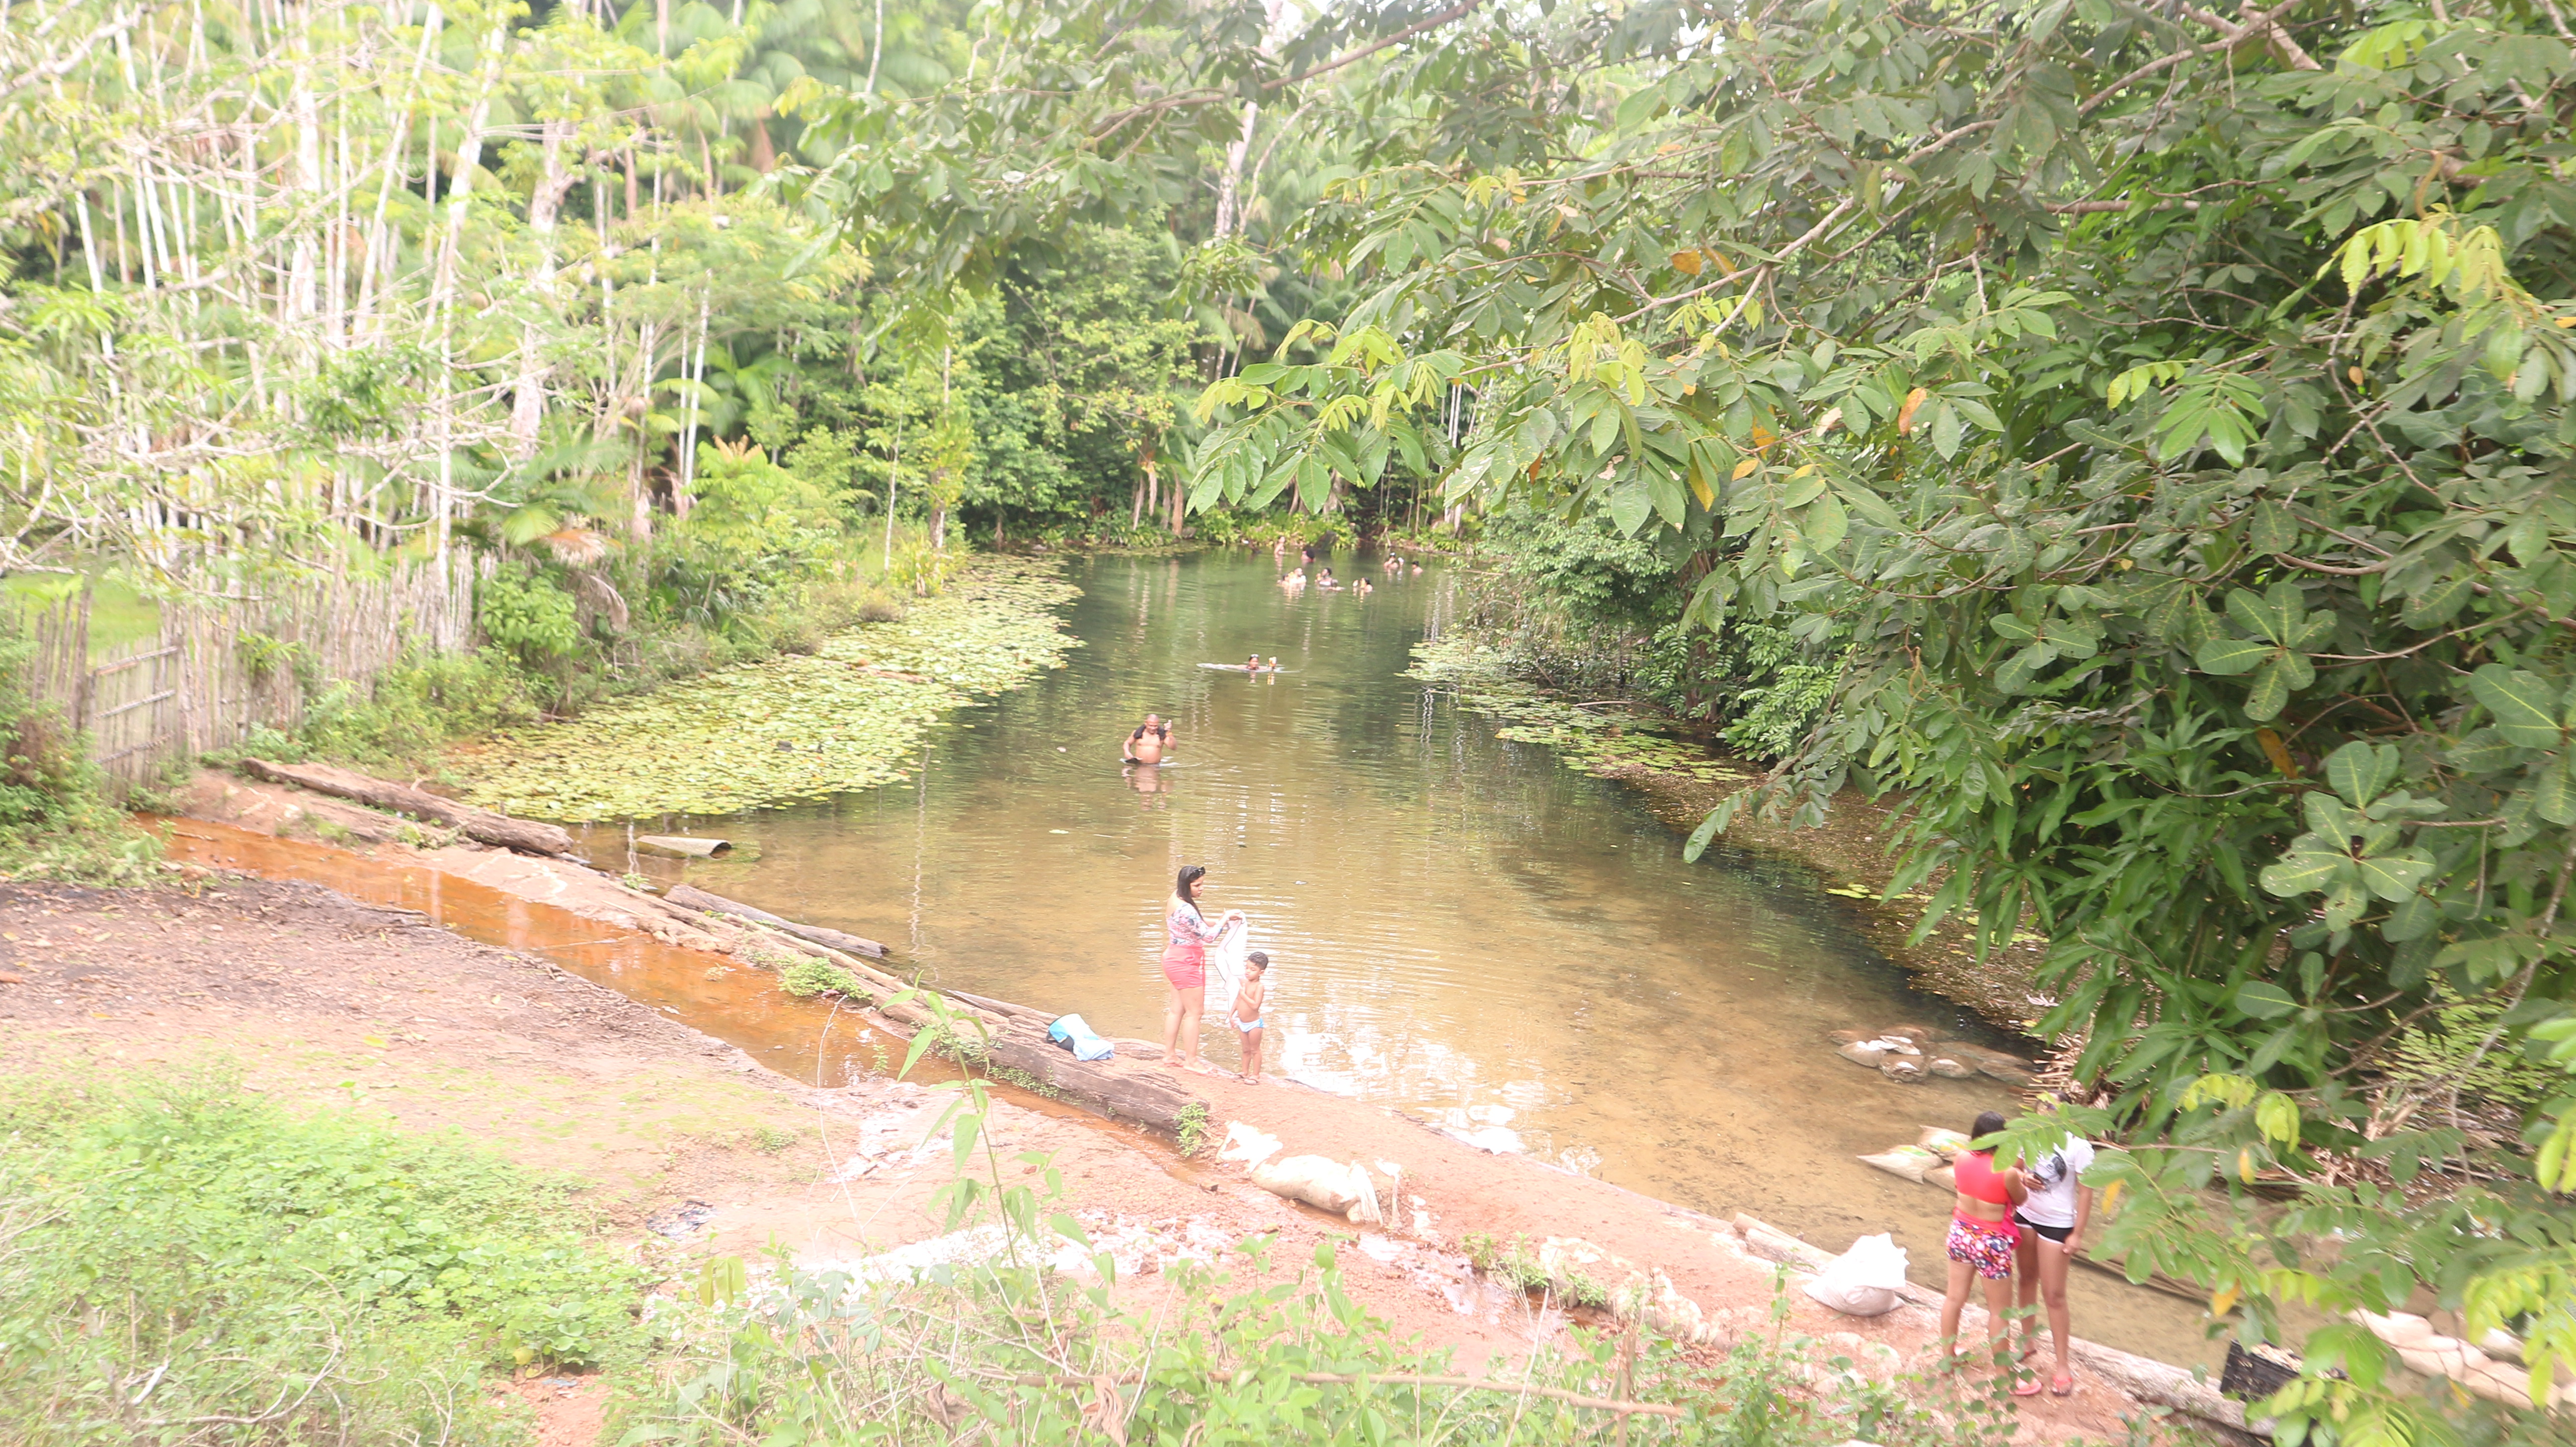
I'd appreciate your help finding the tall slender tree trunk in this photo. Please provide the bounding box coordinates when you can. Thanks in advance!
[428,9,514,562]
[511,118,579,456]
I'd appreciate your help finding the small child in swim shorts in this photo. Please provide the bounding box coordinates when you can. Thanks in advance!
[1232,952,1269,1082]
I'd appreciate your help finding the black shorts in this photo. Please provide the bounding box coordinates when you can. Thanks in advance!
[2014,1212,2073,1245]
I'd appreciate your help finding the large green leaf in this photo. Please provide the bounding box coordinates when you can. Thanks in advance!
[2235,981,2302,1020]
[2260,844,2349,897]
[2325,741,2401,807]
[2196,637,2274,675]
[2470,664,2566,749]
[2356,850,2435,902]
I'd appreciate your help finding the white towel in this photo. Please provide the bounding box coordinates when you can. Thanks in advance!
[1207,914,1250,1020]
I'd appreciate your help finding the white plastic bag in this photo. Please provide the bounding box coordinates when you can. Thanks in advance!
[1802,1233,1909,1317]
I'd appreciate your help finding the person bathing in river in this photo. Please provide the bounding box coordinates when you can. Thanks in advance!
[1231,951,1270,1082]
[1123,714,1173,765]
[1245,653,1263,672]
[1317,567,1339,589]
[1355,576,1373,596]
[2010,1096,2095,1398]
[1159,864,1241,1074]
[1939,1110,2028,1376]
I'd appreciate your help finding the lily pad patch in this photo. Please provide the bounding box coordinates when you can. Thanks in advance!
[461,559,1082,821]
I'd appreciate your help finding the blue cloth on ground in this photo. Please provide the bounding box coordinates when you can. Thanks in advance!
[1048,1013,1115,1062]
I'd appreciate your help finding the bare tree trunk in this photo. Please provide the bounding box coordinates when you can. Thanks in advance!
[510,117,579,457]
[1213,102,1258,239]
[676,290,709,520]
[428,9,514,563]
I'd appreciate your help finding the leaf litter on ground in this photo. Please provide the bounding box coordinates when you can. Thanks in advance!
[463,558,1081,820]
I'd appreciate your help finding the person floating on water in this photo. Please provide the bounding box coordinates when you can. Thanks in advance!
[1267,656,1282,673]
[1245,653,1263,672]
[1356,577,1373,595]
[1123,713,1173,765]
[1317,567,1338,589]
[1232,951,1270,1082]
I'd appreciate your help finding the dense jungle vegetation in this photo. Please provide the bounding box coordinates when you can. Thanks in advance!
[5,0,2576,1439]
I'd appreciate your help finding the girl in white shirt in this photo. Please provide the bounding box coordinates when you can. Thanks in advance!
[2010,1110,2096,1397]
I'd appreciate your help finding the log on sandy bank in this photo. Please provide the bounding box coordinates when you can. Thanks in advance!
[239,759,575,856]
[665,883,889,958]
[690,906,1202,1136]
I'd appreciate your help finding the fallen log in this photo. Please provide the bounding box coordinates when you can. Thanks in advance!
[665,883,889,958]
[666,888,1202,1139]
[636,834,731,858]
[239,759,575,856]
[950,989,1062,1029]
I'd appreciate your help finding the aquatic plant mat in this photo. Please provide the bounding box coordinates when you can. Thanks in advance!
[1406,638,1747,785]
[463,559,1080,820]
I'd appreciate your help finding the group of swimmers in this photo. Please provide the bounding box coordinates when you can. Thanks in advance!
[1280,567,1371,594]
[1276,546,1421,595]
[1939,1105,2096,1396]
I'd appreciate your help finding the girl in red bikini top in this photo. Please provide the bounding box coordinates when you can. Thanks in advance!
[1953,1148,2019,1219]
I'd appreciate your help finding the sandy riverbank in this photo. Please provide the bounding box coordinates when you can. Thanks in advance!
[21,767,2244,1444]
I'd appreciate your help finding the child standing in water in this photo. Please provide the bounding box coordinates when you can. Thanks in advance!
[1232,952,1270,1082]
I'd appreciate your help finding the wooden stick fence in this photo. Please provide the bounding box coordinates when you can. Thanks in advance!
[8,555,489,788]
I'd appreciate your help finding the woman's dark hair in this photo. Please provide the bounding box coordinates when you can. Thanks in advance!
[1971,1110,2008,1142]
[1175,864,1207,904]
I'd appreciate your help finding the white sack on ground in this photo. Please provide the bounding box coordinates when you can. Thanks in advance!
[1803,1233,1909,1317]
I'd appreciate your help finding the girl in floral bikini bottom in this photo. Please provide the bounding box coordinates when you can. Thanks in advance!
[1938,1110,2028,1373]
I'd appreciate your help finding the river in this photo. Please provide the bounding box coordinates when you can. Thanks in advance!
[587,552,2209,1364]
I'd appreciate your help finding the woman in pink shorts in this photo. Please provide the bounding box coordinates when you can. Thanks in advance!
[1158,864,1239,1072]
[1939,1110,2028,1372]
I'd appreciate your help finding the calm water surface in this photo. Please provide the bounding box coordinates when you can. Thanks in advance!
[593,553,2207,1363]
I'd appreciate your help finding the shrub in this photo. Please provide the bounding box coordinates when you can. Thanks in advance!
[477,563,583,668]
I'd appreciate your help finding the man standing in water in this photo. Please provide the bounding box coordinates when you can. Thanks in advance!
[1122,713,1173,764]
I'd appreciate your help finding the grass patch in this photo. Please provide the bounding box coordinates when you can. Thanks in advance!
[0,1069,645,1442]
[1176,1099,1213,1157]
[778,957,871,1001]
[1462,1231,1613,1309]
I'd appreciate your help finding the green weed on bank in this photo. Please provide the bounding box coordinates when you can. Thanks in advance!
[0,1072,643,1444]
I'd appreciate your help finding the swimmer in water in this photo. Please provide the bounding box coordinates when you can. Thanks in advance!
[1246,653,1262,672]
[1356,577,1373,595]
[1123,713,1173,765]
[1317,567,1338,589]
[1267,656,1282,673]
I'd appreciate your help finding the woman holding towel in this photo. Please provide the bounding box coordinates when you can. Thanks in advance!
[1159,864,1240,1074]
